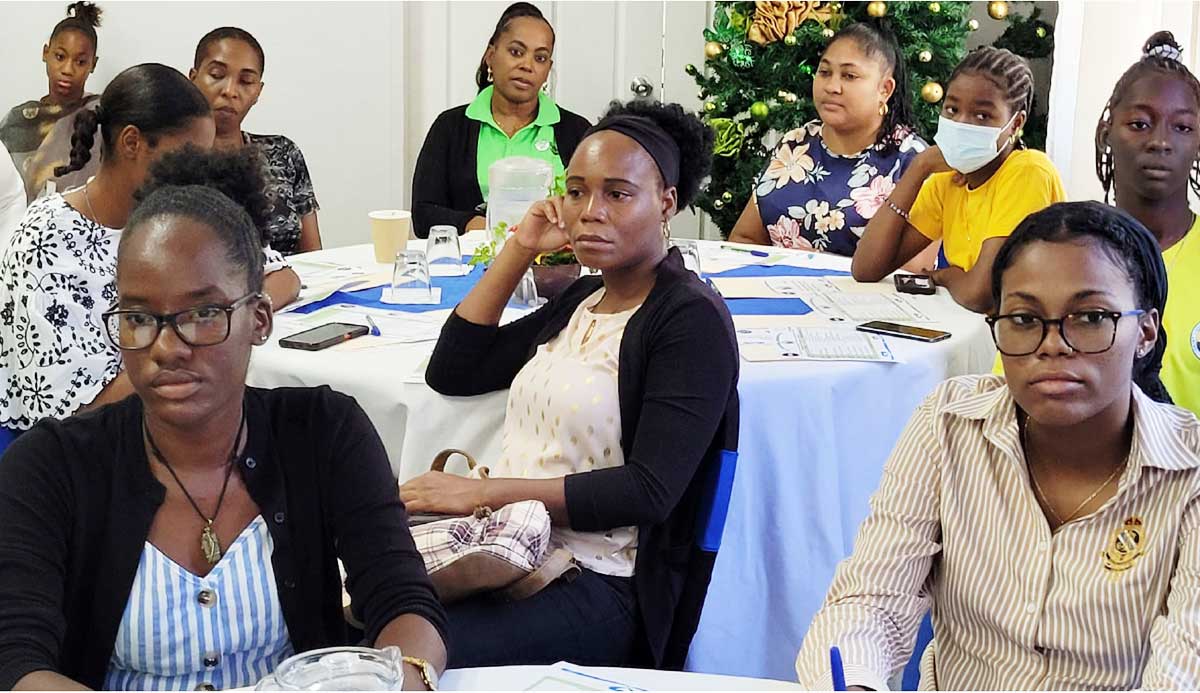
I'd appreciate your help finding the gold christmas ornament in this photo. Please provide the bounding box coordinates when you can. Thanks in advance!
[921,81,944,103]
[967,18,980,30]
[822,28,835,38]
[722,191,733,202]
[714,198,725,210]
[704,101,717,112]
[866,1,887,18]
[705,41,724,59]
[784,33,798,46]
[778,89,798,103]
[987,0,1009,20]
[928,2,941,12]
[918,50,932,63]
[1036,26,1048,38]
[750,100,771,121]
[747,1,835,47]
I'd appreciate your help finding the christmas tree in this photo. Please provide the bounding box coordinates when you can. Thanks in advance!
[691,0,1054,235]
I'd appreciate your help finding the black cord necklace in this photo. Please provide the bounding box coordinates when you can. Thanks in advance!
[144,413,246,566]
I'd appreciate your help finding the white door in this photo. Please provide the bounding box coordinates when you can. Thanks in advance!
[550,0,712,239]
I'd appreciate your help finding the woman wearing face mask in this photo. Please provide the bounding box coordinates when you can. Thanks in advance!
[1,2,102,200]
[1096,32,1200,414]
[852,47,1066,313]
[411,2,591,238]
[190,27,322,255]
[798,202,1200,690]
[729,21,930,267]
[401,100,738,669]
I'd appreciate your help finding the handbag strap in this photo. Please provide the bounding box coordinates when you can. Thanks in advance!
[430,448,489,478]
[497,548,580,602]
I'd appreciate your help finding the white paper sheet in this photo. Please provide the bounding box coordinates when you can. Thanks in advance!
[708,276,837,299]
[737,326,897,363]
[805,291,932,322]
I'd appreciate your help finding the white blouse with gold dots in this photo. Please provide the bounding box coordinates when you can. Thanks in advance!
[493,289,640,577]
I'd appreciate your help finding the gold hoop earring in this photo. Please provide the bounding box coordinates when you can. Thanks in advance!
[878,102,888,117]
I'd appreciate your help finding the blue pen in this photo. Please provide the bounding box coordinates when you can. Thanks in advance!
[830,646,846,691]
[364,314,381,337]
[721,243,770,258]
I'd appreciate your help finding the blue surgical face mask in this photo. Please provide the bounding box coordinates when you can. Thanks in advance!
[934,113,1019,174]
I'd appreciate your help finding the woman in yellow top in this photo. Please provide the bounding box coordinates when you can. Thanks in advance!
[1097,31,1200,415]
[852,47,1066,313]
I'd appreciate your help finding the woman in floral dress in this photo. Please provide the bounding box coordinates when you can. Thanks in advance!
[729,22,930,264]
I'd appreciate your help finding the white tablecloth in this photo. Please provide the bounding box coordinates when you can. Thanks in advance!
[247,239,995,682]
[442,662,800,690]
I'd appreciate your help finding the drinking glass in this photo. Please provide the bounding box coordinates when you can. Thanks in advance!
[426,225,464,276]
[672,239,703,277]
[388,249,433,303]
[255,646,403,691]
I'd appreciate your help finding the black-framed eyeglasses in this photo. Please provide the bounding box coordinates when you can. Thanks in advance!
[985,309,1146,357]
[102,293,262,350]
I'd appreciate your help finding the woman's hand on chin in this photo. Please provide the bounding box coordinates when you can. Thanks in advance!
[399,471,486,515]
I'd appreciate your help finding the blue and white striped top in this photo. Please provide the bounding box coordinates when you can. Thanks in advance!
[104,516,294,691]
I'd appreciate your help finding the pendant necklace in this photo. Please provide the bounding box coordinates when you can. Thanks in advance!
[145,414,247,565]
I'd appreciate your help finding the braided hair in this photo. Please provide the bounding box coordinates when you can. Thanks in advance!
[124,147,270,293]
[824,20,915,155]
[54,63,210,176]
[475,2,554,93]
[194,26,265,74]
[1095,31,1200,204]
[50,2,102,50]
[948,46,1034,149]
[991,201,1171,404]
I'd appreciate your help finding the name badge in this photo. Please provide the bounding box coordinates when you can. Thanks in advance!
[535,140,551,152]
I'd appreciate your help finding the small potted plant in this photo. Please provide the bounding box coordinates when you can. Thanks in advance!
[530,247,580,299]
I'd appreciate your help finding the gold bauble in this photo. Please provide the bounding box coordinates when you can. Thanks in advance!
[1036,26,1048,38]
[928,2,941,12]
[987,0,1009,20]
[704,101,717,112]
[921,81,944,103]
[918,50,933,63]
[705,41,724,59]
[866,1,887,18]
[713,198,725,210]
[822,28,835,39]
[784,33,798,46]
[722,191,733,202]
[967,18,980,30]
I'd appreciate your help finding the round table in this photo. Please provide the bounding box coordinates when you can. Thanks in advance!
[246,237,995,680]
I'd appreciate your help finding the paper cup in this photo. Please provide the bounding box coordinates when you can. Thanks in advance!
[369,210,412,263]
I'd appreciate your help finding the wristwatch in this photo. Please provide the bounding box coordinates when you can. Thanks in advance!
[402,655,439,691]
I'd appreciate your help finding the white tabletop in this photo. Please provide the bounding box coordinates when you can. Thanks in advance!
[441,662,800,690]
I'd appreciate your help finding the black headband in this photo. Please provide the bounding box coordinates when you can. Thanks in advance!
[585,114,680,188]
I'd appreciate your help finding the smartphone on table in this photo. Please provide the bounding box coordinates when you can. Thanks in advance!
[279,322,369,351]
[894,273,936,295]
[857,321,951,343]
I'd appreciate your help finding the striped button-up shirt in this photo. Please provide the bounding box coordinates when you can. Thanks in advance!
[796,375,1200,690]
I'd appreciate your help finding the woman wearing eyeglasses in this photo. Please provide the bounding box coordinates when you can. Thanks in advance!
[797,202,1200,690]
[0,148,447,691]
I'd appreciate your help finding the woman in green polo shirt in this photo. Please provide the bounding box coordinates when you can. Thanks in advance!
[411,2,590,238]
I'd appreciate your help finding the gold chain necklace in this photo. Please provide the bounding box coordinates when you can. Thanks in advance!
[1022,421,1125,526]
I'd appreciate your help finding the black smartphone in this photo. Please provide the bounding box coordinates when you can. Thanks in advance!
[857,320,951,343]
[279,322,369,351]
[894,273,936,295]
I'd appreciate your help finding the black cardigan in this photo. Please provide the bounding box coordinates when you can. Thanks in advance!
[425,248,740,667]
[411,102,591,238]
[0,386,447,690]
